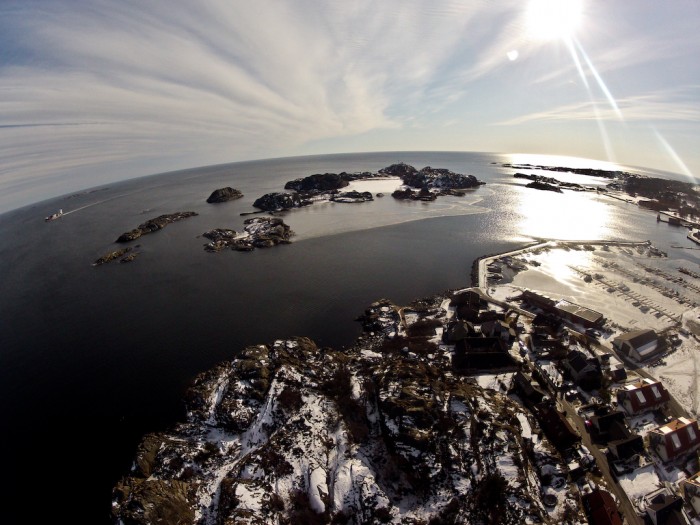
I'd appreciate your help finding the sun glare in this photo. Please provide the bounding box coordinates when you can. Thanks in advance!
[526,0,583,41]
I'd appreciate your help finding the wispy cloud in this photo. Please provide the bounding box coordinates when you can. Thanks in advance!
[496,87,700,125]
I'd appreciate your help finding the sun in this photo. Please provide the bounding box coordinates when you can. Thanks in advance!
[525,0,583,41]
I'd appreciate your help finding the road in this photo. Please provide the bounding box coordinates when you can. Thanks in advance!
[559,397,644,525]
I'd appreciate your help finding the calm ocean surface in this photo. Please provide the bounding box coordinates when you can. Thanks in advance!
[0,151,697,523]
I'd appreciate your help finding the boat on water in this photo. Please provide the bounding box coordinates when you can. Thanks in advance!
[45,209,63,221]
[688,228,700,245]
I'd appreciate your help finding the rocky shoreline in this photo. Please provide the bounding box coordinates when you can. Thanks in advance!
[112,290,575,525]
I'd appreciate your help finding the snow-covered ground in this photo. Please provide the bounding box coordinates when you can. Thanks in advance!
[486,241,700,417]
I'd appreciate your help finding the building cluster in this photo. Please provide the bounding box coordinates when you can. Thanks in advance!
[447,287,698,525]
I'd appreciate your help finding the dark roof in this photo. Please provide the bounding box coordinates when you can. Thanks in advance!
[614,329,657,349]
[582,489,622,525]
[567,350,593,373]
[443,321,474,343]
[535,403,580,449]
[591,411,626,433]
[611,368,628,381]
[647,493,683,524]
[608,435,644,460]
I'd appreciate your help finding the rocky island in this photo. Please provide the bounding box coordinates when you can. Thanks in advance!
[514,173,582,193]
[207,187,244,204]
[116,211,198,242]
[202,216,293,252]
[251,165,484,212]
[252,192,312,212]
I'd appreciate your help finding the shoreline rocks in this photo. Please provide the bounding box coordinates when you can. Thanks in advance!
[526,181,563,193]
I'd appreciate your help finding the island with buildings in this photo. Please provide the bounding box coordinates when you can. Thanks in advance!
[111,231,700,524]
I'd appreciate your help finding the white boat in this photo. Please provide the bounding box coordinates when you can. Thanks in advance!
[45,209,63,221]
[688,228,700,245]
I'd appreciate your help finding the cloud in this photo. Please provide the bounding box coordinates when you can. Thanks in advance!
[0,1,698,211]
[496,87,700,125]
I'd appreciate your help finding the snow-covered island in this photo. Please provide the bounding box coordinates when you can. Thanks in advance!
[112,233,700,524]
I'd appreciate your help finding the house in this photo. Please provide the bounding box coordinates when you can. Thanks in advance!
[511,371,548,407]
[648,417,700,463]
[452,337,516,372]
[562,349,603,390]
[533,359,565,392]
[613,329,660,361]
[450,289,483,309]
[643,489,688,525]
[610,367,628,383]
[608,435,644,461]
[681,472,700,516]
[616,379,670,416]
[589,410,627,443]
[522,289,557,312]
[555,299,605,328]
[480,320,516,342]
[534,402,580,450]
[442,320,476,343]
[581,489,622,525]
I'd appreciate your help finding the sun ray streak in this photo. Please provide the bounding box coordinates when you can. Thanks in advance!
[563,37,615,162]
[592,101,616,163]
[564,37,589,90]
[573,37,623,120]
[652,128,695,180]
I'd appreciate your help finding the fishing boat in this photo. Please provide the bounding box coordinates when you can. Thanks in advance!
[45,209,63,221]
[688,228,700,245]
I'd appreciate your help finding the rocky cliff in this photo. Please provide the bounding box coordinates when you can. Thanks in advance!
[112,294,578,525]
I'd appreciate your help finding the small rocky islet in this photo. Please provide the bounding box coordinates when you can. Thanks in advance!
[202,216,293,252]
[207,187,244,204]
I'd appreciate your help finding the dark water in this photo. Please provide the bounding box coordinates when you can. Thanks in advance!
[0,151,697,524]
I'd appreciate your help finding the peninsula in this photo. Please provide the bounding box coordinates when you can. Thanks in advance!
[112,232,700,524]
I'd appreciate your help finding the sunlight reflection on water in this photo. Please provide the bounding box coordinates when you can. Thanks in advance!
[515,185,611,240]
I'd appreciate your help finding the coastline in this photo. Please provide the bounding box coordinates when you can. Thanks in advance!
[472,239,652,289]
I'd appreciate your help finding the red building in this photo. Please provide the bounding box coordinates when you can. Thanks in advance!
[649,417,700,463]
[616,379,670,416]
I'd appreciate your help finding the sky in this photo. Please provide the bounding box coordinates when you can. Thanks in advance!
[1,0,699,212]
